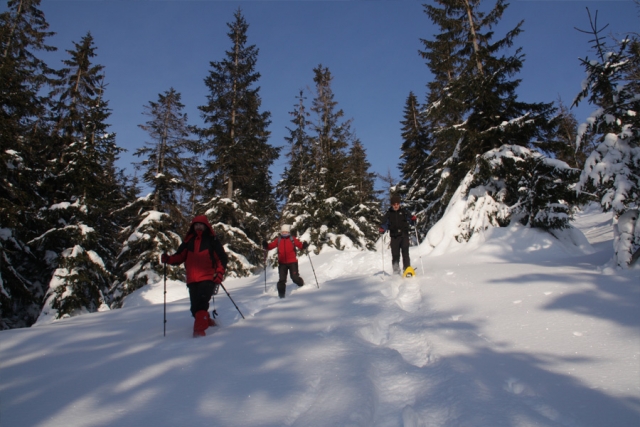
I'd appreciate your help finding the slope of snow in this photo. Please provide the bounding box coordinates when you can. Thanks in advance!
[1,207,638,427]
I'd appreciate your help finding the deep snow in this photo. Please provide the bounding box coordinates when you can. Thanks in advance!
[1,205,639,427]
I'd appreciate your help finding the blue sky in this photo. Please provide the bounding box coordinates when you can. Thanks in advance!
[25,0,640,191]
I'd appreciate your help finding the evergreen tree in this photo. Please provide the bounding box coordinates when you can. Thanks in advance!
[134,87,192,227]
[110,88,194,305]
[197,9,280,276]
[430,145,582,246]
[276,90,313,203]
[33,33,124,321]
[280,65,380,251]
[574,10,640,267]
[345,139,381,249]
[110,198,184,308]
[0,0,55,329]
[405,0,559,237]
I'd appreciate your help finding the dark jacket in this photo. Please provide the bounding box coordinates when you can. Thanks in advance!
[381,207,414,237]
[166,215,227,284]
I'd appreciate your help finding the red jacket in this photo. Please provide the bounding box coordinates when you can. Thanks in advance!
[267,233,303,264]
[166,215,227,284]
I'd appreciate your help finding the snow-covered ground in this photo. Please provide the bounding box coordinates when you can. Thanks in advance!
[1,205,638,427]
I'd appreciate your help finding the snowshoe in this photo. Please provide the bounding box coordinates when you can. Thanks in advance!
[403,266,416,278]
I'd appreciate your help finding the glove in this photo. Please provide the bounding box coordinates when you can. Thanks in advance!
[213,272,222,284]
[302,241,309,250]
[411,215,417,222]
[379,227,385,234]
[161,253,169,264]
[262,240,268,249]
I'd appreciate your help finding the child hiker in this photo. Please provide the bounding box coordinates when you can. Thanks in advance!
[262,224,309,298]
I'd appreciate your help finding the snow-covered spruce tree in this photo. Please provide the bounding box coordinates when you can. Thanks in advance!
[134,88,192,228]
[197,9,280,276]
[397,92,435,238]
[344,139,381,249]
[405,0,559,237]
[0,0,57,328]
[33,33,125,322]
[202,195,264,277]
[280,65,380,251]
[454,145,582,243]
[276,90,313,205]
[110,196,184,308]
[110,89,193,305]
[573,11,639,268]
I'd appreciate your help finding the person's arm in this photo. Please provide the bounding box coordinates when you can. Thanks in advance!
[211,251,225,283]
[266,238,278,251]
[379,213,390,233]
[161,243,187,265]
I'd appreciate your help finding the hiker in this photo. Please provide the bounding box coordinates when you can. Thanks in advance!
[379,195,416,275]
[262,224,309,298]
[161,215,228,337]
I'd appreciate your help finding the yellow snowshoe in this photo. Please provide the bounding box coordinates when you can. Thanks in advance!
[403,266,416,278]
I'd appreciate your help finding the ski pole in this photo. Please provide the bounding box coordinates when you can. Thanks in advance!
[307,251,319,289]
[163,262,167,337]
[381,232,386,278]
[263,249,267,292]
[414,225,425,275]
[219,282,245,319]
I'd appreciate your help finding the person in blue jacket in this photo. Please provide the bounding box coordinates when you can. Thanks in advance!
[379,195,416,275]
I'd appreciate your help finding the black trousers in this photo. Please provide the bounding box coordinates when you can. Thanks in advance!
[390,234,411,272]
[277,262,304,296]
[187,280,214,317]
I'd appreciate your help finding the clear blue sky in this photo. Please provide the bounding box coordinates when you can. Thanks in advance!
[20,1,640,191]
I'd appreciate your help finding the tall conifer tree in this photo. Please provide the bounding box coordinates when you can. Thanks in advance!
[197,9,280,276]
[33,33,123,322]
[404,0,559,236]
[574,11,639,267]
[135,87,192,222]
[0,0,55,329]
[110,88,193,306]
[280,65,380,251]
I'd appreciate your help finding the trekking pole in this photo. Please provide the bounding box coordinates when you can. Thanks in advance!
[219,283,245,319]
[381,233,386,278]
[163,262,167,337]
[263,249,267,292]
[414,225,425,275]
[307,251,320,289]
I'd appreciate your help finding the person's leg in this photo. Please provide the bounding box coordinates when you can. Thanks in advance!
[390,236,401,274]
[189,281,215,336]
[277,264,288,298]
[188,281,215,317]
[401,234,411,271]
[289,262,305,287]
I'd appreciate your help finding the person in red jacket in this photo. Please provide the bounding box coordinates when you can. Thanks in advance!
[161,215,227,337]
[262,224,309,299]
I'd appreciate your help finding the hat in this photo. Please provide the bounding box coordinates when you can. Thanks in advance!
[390,195,401,205]
[281,224,291,233]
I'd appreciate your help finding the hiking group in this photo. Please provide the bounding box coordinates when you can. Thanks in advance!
[163,195,417,337]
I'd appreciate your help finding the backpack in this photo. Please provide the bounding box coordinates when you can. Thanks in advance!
[207,234,228,270]
[277,234,296,248]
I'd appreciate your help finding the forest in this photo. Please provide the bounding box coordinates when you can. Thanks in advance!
[1,0,638,329]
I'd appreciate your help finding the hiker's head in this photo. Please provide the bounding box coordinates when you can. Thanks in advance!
[390,194,401,210]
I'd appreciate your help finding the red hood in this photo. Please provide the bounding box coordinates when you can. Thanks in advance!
[185,215,216,240]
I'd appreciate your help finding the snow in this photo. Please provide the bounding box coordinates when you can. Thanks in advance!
[1,208,639,427]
